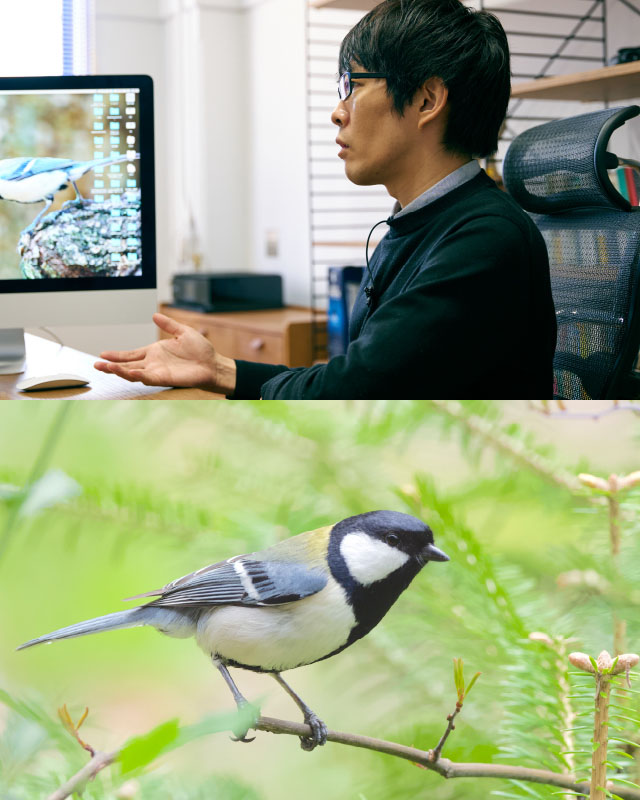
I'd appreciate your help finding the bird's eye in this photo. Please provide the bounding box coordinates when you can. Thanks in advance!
[385,533,400,547]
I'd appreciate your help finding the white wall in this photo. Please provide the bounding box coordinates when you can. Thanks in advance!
[246,0,311,306]
[32,0,253,355]
[162,0,250,285]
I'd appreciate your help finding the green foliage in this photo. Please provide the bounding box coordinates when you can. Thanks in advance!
[0,688,262,799]
[391,476,588,795]
[118,718,180,776]
[133,773,262,800]
[453,657,481,702]
[0,690,97,799]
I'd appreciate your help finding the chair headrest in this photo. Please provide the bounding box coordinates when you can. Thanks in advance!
[503,105,640,214]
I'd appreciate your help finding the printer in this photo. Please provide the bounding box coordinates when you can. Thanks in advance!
[172,272,283,313]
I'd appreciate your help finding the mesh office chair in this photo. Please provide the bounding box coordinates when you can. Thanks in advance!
[503,105,640,399]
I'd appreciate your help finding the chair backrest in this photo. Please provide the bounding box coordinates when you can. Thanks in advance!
[503,105,640,399]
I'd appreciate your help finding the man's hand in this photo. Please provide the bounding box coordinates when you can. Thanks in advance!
[93,312,237,395]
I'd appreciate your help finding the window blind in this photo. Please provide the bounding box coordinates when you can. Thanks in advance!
[307,5,392,323]
[63,0,95,75]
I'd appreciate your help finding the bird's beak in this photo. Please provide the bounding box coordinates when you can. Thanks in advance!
[421,543,450,563]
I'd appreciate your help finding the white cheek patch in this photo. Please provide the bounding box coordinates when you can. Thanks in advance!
[340,532,410,586]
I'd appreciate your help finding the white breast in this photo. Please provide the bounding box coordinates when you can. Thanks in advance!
[196,577,356,672]
[0,171,68,203]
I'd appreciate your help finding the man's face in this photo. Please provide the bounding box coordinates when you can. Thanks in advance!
[331,66,420,195]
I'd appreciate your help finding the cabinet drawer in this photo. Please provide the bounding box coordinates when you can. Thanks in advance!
[231,329,284,363]
[158,305,325,366]
[159,316,235,354]
[198,324,234,354]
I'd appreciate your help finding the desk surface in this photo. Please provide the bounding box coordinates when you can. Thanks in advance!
[0,333,222,400]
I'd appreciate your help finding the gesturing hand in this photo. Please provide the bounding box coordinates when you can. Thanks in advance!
[93,312,236,394]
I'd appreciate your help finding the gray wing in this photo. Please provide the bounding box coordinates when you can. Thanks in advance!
[142,557,328,609]
[0,157,77,181]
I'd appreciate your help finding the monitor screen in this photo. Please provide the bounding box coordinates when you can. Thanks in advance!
[0,74,155,294]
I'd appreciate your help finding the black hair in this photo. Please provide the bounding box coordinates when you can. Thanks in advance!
[338,0,511,159]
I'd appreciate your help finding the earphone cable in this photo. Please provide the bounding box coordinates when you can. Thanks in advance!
[364,218,388,306]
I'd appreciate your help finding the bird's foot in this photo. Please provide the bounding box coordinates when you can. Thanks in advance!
[230,732,256,743]
[299,711,328,751]
[61,198,86,210]
[229,700,260,744]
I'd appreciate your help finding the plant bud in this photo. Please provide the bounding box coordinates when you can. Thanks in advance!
[116,780,140,799]
[577,473,609,491]
[529,632,553,646]
[401,484,420,501]
[556,569,609,592]
[608,474,621,492]
[597,650,613,672]
[569,652,595,673]
[612,654,640,675]
[620,471,640,489]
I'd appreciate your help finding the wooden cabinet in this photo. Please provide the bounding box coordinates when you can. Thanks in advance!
[158,305,326,367]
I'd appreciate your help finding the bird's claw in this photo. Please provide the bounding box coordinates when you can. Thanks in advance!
[229,732,256,743]
[61,198,86,211]
[229,700,260,744]
[299,711,328,751]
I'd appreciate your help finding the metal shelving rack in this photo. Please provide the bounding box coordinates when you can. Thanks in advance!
[483,0,610,176]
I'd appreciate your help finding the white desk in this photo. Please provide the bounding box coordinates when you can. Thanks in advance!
[0,333,223,400]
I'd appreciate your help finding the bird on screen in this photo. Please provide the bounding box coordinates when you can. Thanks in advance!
[18,510,449,750]
[0,153,139,228]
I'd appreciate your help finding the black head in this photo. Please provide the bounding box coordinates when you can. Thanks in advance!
[338,0,511,159]
[326,510,449,651]
[333,510,448,577]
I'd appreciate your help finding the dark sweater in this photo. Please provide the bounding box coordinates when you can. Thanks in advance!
[234,171,557,399]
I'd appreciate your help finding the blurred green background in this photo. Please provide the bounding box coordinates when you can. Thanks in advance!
[1,400,639,800]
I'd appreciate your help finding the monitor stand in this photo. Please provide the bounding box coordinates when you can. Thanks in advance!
[0,328,26,374]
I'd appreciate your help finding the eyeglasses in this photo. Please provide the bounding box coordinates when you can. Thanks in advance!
[337,71,387,101]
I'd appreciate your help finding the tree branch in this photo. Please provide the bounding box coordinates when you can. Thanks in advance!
[47,749,118,800]
[427,400,584,494]
[531,401,640,420]
[256,716,640,800]
[48,715,640,800]
[428,704,460,763]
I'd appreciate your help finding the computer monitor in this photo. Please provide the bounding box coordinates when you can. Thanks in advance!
[0,74,156,374]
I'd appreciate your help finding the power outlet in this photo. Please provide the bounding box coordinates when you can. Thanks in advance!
[265,229,279,257]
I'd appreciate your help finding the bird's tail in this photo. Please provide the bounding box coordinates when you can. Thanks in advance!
[67,153,140,182]
[91,152,140,168]
[17,607,149,650]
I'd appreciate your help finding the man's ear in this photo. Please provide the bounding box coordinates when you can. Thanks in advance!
[416,76,449,130]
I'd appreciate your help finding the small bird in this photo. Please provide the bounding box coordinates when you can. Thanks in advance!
[0,153,139,228]
[18,510,449,749]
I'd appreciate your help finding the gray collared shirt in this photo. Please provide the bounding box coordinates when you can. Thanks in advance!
[391,160,481,219]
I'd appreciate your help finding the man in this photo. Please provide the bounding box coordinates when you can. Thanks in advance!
[96,0,556,399]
